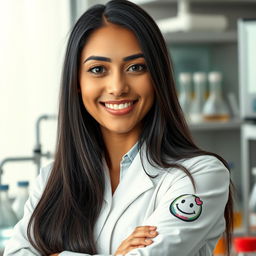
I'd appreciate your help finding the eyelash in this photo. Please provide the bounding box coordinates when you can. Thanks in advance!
[127,64,147,72]
[87,64,147,75]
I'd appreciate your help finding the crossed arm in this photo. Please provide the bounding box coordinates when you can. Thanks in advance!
[49,226,158,256]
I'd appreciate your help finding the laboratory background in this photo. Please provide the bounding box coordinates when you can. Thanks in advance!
[0,0,256,255]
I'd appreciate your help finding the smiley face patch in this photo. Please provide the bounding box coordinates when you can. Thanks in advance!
[169,194,203,222]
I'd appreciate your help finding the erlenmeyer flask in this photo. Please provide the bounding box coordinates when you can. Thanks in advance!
[202,72,230,121]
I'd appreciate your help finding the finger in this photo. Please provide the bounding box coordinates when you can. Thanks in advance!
[128,237,154,246]
[134,226,157,231]
[132,229,158,238]
[132,226,157,236]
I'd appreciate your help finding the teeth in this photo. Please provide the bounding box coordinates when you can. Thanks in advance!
[105,102,133,110]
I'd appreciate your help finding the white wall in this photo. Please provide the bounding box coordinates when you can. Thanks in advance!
[0,0,71,197]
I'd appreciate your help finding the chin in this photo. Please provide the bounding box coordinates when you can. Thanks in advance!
[103,124,137,135]
[109,127,135,134]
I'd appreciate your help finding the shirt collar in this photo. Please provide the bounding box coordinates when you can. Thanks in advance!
[122,141,139,163]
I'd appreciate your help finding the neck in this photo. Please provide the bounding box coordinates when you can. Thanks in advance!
[101,128,140,171]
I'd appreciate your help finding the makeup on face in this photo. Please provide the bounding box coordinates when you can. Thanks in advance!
[79,23,154,137]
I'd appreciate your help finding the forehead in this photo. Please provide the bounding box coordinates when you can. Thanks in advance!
[81,23,142,59]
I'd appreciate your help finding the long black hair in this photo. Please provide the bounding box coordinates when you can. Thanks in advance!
[27,0,233,255]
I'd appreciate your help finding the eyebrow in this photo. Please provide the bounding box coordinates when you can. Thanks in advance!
[83,53,144,63]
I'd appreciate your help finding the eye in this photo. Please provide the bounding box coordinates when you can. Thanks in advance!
[181,200,185,203]
[88,66,106,75]
[190,203,194,208]
[127,64,147,72]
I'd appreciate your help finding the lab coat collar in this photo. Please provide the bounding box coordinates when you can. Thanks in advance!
[112,143,156,204]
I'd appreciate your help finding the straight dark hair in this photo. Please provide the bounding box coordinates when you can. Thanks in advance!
[28,0,233,255]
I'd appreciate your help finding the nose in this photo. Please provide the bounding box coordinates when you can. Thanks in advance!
[106,70,129,97]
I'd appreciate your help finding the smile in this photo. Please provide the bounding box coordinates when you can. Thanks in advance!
[176,204,195,215]
[100,100,138,116]
[105,101,133,110]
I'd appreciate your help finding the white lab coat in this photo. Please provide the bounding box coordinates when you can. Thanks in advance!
[4,145,230,256]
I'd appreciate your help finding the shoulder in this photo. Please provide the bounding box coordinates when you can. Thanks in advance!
[182,154,228,172]
[174,154,229,176]
[161,154,230,189]
[30,161,54,192]
[40,161,54,181]
[26,162,54,207]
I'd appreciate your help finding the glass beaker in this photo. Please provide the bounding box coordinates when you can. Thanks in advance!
[0,184,18,249]
[12,181,29,220]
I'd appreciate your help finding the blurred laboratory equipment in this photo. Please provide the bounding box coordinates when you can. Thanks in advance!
[202,72,230,122]
[213,236,226,256]
[238,19,256,120]
[249,167,256,231]
[12,181,29,220]
[0,185,18,250]
[157,0,228,33]
[189,72,207,123]
[238,19,256,237]
[227,92,240,119]
[0,114,56,185]
[178,72,192,121]
[234,237,256,256]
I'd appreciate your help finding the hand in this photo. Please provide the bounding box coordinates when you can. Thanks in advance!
[114,226,158,256]
[49,254,59,256]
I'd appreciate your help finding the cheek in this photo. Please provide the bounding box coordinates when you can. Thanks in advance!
[135,78,155,102]
[80,81,101,106]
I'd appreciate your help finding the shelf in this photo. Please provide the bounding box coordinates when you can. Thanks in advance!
[233,227,246,236]
[134,0,256,6]
[189,119,243,131]
[163,30,237,44]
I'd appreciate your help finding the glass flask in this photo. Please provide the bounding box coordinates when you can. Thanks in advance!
[178,72,192,121]
[202,72,230,121]
[0,184,18,250]
[189,72,207,123]
[12,181,29,220]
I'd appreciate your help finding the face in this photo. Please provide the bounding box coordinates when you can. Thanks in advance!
[169,194,203,222]
[79,23,154,138]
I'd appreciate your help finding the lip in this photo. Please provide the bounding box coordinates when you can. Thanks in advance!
[100,99,138,116]
[101,99,136,104]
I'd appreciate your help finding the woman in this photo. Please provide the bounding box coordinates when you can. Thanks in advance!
[4,0,233,255]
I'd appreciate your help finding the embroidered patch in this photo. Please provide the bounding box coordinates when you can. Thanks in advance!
[169,194,203,222]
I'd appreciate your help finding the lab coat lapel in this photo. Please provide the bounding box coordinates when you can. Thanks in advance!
[94,145,158,244]
[110,146,155,221]
[94,158,113,242]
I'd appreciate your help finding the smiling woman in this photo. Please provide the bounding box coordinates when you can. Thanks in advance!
[4,1,233,256]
